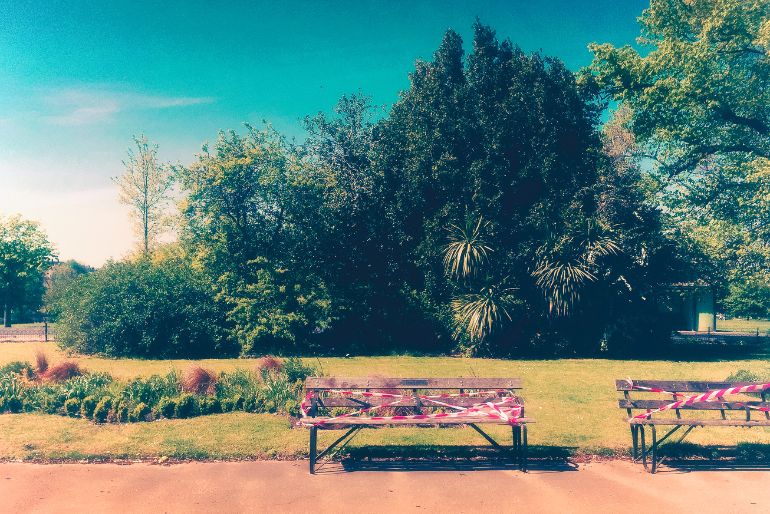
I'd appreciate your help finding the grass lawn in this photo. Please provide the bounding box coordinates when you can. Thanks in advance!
[2,341,770,462]
[718,318,770,334]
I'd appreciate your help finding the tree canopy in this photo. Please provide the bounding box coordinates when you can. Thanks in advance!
[0,215,55,326]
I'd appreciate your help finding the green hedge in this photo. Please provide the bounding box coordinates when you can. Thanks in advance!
[0,359,315,423]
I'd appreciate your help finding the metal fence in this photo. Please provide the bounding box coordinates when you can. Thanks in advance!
[0,324,55,342]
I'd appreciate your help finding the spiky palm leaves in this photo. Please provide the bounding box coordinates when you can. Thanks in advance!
[443,218,492,281]
[533,234,620,316]
[450,285,517,342]
[443,218,513,345]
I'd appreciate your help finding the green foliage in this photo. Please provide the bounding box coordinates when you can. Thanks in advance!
[177,125,334,355]
[63,398,80,417]
[0,361,35,378]
[282,357,317,384]
[80,396,97,418]
[588,0,770,177]
[157,397,177,419]
[55,257,235,358]
[173,393,198,419]
[724,276,770,319]
[0,214,55,325]
[92,396,113,423]
[44,260,94,321]
[129,402,151,422]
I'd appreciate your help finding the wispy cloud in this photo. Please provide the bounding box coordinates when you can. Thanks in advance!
[42,86,215,126]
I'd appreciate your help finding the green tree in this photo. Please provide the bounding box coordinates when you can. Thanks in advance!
[56,256,234,358]
[115,135,174,255]
[0,215,55,326]
[588,0,770,177]
[44,259,94,321]
[177,125,333,355]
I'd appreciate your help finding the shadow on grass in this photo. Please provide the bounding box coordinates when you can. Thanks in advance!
[312,445,579,474]
[656,442,770,473]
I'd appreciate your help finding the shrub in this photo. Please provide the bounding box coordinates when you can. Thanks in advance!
[157,397,177,418]
[6,397,22,413]
[726,370,764,383]
[55,258,237,358]
[80,395,98,418]
[64,398,80,417]
[199,396,221,415]
[283,357,318,383]
[92,396,113,423]
[256,356,283,375]
[63,372,112,400]
[129,402,151,422]
[45,362,82,382]
[182,366,217,395]
[174,393,199,418]
[122,372,180,405]
[35,351,49,375]
[220,395,243,412]
[0,361,35,378]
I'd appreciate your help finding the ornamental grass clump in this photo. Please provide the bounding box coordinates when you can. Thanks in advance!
[45,361,82,382]
[181,366,217,395]
[34,351,49,375]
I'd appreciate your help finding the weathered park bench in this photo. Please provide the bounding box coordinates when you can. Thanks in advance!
[617,379,770,473]
[302,377,533,473]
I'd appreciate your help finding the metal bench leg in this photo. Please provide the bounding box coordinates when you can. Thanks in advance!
[309,426,317,474]
[521,424,528,472]
[640,426,648,472]
[650,425,657,474]
[512,425,521,468]
[631,425,639,461]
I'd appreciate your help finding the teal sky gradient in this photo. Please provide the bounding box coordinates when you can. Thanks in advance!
[0,0,648,264]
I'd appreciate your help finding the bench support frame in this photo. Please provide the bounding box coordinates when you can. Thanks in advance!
[308,423,527,473]
[634,424,697,474]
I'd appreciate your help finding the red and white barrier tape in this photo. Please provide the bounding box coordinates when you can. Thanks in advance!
[300,389,523,426]
[626,379,770,419]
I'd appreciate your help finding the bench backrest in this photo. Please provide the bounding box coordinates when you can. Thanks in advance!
[616,379,770,420]
[304,377,523,414]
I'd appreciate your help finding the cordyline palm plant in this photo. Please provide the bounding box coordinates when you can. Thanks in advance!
[443,217,515,346]
[532,231,620,316]
[443,218,493,281]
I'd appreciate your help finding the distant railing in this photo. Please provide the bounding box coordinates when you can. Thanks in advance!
[0,323,55,342]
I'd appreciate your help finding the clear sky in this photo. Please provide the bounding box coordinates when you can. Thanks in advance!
[0,0,648,266]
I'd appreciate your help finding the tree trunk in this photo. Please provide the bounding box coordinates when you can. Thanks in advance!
[3,302,9,327]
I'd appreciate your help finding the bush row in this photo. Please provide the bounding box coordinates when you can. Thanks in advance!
[0,357,317,423]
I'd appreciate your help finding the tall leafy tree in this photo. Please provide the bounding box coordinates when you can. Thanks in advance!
[588,0,770,176]
[177,125,332,355]
[0,215,55,326]
[115,135,174,255]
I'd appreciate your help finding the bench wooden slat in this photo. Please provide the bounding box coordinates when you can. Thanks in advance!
[303,416,535,426]
[305,377,522,390]
[615,379,765,392]
[319,396,512,408]
[629,418,770,426]
[618,399,770,411]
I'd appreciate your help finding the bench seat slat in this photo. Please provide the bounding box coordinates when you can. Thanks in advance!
[304,416,535,426]
[615,379,765,392]
[305,377,522,390]
[629,418,770,426]
[319,397,512,408]
[619,399,770,411]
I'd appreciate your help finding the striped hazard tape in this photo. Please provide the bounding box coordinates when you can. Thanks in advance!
[626,379,770,419]
[300,388,523,426]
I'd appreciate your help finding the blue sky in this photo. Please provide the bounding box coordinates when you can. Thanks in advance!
[0,0,648,265]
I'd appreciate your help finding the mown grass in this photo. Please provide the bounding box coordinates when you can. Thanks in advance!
[718,318,770,334]
[2,341,770,461]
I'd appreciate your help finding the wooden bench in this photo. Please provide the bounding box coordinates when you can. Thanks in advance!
[617,379,770,473]
[302,377,533,473]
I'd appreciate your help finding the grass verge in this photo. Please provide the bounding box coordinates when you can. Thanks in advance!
[2,342,770,461]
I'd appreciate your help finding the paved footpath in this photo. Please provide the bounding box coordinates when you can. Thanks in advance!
[1,460,769,513]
